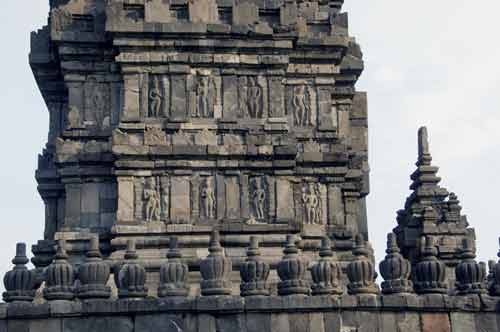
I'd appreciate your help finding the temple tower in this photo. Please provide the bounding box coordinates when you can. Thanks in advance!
[30,0,368,292]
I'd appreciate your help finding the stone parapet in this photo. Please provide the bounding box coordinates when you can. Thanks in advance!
[1,294,499,331]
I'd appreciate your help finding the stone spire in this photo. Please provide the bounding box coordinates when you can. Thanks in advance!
[277,235,309,296]
[379,233,413,294]
[3,243,37,302]
[310,236,343,296]
[240,236,270,297]
[490,237,500,296]
[77,237,111,299]
[43,240,76,301]
[346,234,379,295]
[455,238,486,295]
[200,230,232,296]
[117,239,148,299]
[414,236,447,294]
[394,127,476,283]
[158,236,189,297]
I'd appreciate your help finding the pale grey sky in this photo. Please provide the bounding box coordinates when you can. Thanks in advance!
[0,2,499,291]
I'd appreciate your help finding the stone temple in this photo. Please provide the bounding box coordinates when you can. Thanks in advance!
[1,0,499,331]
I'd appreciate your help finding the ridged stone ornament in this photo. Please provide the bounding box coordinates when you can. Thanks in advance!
[77,237,111,299]
[240,236,270,296]
[414,236,448,294]
[117,239,148,299]
[489,237,500,296]
[158,237,189,297]
[455,238,486,295]
[277,235,309,296]
[200,230,233,296]
[311,236,343,295]
[346,234,379,295]
[43,240,76,301]
[379,233,413,294]
[3,243,37,302]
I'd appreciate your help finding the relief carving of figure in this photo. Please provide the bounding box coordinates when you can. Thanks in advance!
[160,177,170,221]
[144,177,161,222]
[251,178,266,220]
[200,178,216,219]
[149,78,163,117]
[293,85,312,126]
[247,77,263,118]
[193,76,216,118]
[90,85,107,127]
[302,183,321,225]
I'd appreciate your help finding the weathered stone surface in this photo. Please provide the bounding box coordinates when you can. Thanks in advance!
[62,317,134,332]
[421,314,451,332]
[450,313,476,332]
[135,314,186,332]
[474,313,499,332]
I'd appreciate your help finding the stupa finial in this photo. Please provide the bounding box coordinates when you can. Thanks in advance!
[417,126,432,166]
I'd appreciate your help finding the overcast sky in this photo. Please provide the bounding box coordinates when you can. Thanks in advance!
[0,2,499,292]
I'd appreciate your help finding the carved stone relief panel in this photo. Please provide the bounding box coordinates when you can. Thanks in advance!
[188,72,221,119]
[143,177,161,222]
[295,182,327,226]
[147,75,170,118]
[249,176,268,221]
[238,76,265,119]
[132,176,171,223]
[286,81,317,128]
[200,177,216,220]
[144,127,167,146]
[84,79,110,129]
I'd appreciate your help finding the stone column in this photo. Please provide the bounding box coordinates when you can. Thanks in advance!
[117,177,135,224]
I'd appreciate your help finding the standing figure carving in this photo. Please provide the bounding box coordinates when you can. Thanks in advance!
[293,85,312,126]
[91,85,107,127]
[251,178,266,220]
[200,178,216,219]
[144,177,161,222]
[302,183,321,225]
[149,78,163,117]
[160,177,170,221]
[247,77,263,118]
[194,76,216,118]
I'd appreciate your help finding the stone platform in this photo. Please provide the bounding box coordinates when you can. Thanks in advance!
[2,294,500,332]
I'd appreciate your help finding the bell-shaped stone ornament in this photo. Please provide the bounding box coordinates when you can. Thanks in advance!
[455,238,486,295]
[414,236,448,294]
[158,237,190,297]
[200,230,232,296]
[117,239,148,299]
[490,237,500,296]
[240,236,270,297]
[277,235,310,296]
[3,243,37,302]
[77,237,111,299]
[346,234,379,295]
[310,236,343,296]
[43,240,76,301]
[379,233,413,294]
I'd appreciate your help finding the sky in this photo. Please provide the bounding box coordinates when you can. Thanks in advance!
[0,1,499,292]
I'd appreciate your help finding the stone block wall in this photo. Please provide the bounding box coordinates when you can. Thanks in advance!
[1,295,500,332]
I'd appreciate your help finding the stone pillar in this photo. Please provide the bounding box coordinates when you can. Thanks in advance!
[117,177,135,224]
